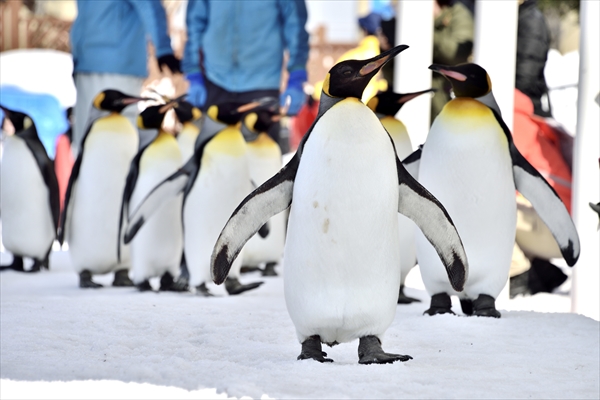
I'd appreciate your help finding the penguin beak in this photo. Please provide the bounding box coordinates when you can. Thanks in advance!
[119,96,152,106]
[397,88,436,104]
[236,97,279,114]
[359,44,409,77]
[429,64,467,82]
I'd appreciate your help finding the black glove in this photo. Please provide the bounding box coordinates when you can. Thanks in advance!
[157,54,181,74]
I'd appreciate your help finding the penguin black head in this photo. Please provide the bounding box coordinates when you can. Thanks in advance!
[323,44,408,99]
[93,90,148,113]
[367,88,435,116]
[429,63,491,99]
[207,97,279,126]
[173,100,202,124]
[0,105,33,133]
[137,103,176,130]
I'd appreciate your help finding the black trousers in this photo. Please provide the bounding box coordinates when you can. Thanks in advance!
[204,79,287,151]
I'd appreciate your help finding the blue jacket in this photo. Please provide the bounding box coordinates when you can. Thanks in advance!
[183,0,309,92]
[70,0,173,77]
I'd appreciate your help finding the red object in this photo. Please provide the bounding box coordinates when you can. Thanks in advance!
[512,89,572,213]
[54,134,74,214]
[289,99,318,151]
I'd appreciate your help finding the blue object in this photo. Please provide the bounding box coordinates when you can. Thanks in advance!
[0,85,69,158]
[183,0,309,93]
[281,69,307,116]
[186,72,207,108]
[358,13,382,35]
[70,0,173,77]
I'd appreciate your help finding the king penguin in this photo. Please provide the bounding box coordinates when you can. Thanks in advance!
[367,89,434,304]
[410,63,580,318]
[174,100,202,162]
[124,101,271,296]
[240,108,286,277]
[0,106,59,272]
[119,102,185,291]
[210,45,469,364]
[59,90,146,288]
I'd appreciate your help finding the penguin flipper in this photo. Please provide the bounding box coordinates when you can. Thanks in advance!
[491,110,580,266]
[123,159,194,244]
[509,141,580,266]
[117,144,150,261]
[401,146,422,180]
[211,152,299,285]
[250,179,270,238]
[395,158,468,291]
[58,147,84,244]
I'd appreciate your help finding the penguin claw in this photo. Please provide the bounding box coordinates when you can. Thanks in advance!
[261,262,278,277]
[298,335,334,363]
[358,335,412,365]
[225,277,264,295]
[472,294,501,318]
[136,280,153,292]
[424,292,455,316]
[112,269,134,287]
[79,271,103,288]
[196,283,215,297]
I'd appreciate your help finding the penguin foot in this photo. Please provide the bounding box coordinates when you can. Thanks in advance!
[424,293,455,316]
[358,335,412,365]
[398,285,421,304]
[240,265,262,274]
[261,262,278,277]
[159,272,174,291]
[225,277,264,295]
[166,276,190,292]
[196,283,214,297]
[460,298,474,316]
[79,270,103,288]
[28,258,44,273]
[0,256,24,272]
[136,280,153,292]
[112,269,134,287]
[297,335,333,363]
[472,294,501,318]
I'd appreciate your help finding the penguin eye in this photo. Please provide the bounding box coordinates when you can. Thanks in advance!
[342,69,352,76]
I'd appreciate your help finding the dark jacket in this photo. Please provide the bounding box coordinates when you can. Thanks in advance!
[515,0,552,117]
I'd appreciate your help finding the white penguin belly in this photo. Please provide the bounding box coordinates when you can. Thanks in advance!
[1,136,55,259]
[284,99,401,344]
[243,147,285,266]
[129,149,183,284]
[184,132,251,287]
[416,110,516,299]
[67,126,138,274]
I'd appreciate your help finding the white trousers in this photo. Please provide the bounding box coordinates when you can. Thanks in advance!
[72,73,144,157]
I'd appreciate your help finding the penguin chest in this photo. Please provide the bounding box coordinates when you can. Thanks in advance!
[177,123,200,162]
[381,116,413,159]
[284,99,401,343]
[130,134,183,277]
[417,99,516,295]
[68,116,139,271]
[0,135,55,258]
[183,127,251,281]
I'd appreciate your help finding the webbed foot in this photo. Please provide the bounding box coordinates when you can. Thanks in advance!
[473,294,501,318]
[298,335,333,363]
[79,270,102,288]
[196,282,214,297]
[112,269,134,287]
[398,285,421,304]
[261,262,278,277]
[460,298,473,316]
[136,280,153,292]
[225,277,263,295]
[358,335,412,365]
[424,293,455,316]
[0,256,24,272]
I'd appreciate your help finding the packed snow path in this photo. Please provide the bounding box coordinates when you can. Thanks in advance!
[1,251,598,399]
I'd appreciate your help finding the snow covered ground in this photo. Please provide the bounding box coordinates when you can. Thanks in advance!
[1,250,599,400]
